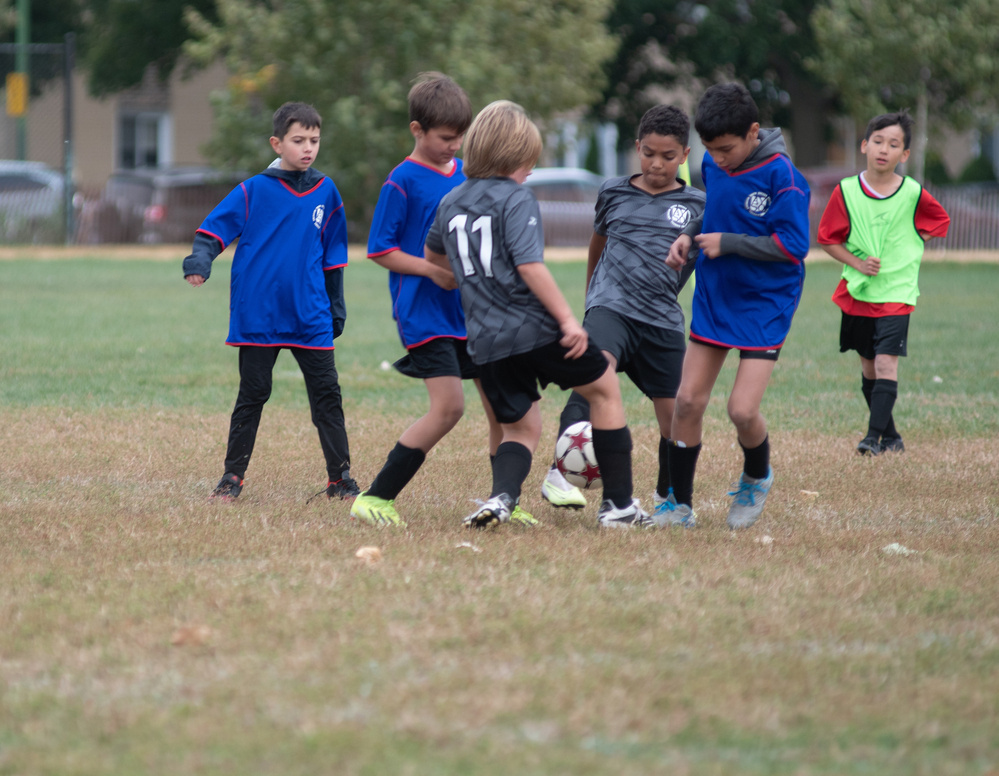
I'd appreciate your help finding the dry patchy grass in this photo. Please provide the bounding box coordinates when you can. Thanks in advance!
[2,404,998,774]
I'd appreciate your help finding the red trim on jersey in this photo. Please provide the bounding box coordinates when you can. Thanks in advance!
[404,333,468,350]
[196,228,227,251]
[404,156,460,178]
[226,341,335,350]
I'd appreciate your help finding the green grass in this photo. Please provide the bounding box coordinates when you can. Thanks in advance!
[1,253,998,775]
[2,257,996,434]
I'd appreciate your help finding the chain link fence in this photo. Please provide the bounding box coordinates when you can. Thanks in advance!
[1,37,75,244]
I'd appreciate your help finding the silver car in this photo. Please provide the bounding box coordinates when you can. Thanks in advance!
[523,167,604,246]
[0,159,65,241]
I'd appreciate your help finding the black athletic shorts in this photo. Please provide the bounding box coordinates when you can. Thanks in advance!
[584,307,685,398]
[695,338,782,362]
[840,312,909,360]
[393,337,478,380]
[477,339,609,424]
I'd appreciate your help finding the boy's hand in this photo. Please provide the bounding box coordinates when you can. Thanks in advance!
[186,275,205,286]
[859,256,881,276]
[428,263,457,290]
[694,232,723,259]
[559,319,588,360]
[665,234,692,270]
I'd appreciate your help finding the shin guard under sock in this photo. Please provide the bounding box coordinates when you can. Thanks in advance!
[656,436,672,497]
[591,426,633,510]
[867,379,898,439]
[491,441,533,503]
[667,440,701,507]
[366,443,426,500]
[862,374,898,439]
[740,434,770,480]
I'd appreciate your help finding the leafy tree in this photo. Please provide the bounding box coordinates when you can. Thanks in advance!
[183,0,617,232]
[81,0,217,96]
[810,0,999,181]
[596,0,835,166]
[0,0,81,44]
[1,0,84,91]
[1,0,213,96]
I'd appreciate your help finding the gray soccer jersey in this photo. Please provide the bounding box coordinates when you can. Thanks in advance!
[426,177,561,364]
[586,176,706,332]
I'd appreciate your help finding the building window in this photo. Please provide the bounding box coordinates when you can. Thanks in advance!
[119,112,172,169]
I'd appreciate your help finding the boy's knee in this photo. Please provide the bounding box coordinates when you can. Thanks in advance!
[432,400,465,429]
[727,402,758,429]
[674,391,707,421]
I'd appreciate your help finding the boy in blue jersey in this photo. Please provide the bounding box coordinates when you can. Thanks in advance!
[352,73,515,528]
[538,104,705,529]
[664,83,811,529]
[183,102,359,502]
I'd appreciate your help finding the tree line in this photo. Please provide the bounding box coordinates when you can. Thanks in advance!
[2,0,998,225]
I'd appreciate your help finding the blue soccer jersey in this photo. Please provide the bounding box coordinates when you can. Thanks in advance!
[367,157,467,348]
[691,129,810,350]
[196,172,348,349]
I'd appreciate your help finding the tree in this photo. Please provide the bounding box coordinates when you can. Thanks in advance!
[183,0,617,231]
[810,0,999,181]
[81,0,217,97]
[595,0,835,167]
[1,0,215,96]
[1,0,84,91]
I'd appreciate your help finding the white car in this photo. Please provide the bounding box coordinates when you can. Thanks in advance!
[0,160,65,241]
[522,167,604,246]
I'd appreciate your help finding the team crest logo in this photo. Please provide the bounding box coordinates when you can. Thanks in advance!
[665,204,691,229]
[312,205,325,229]
[744,191,771,216]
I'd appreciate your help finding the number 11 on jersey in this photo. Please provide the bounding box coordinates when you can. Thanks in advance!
[448,214,494,277]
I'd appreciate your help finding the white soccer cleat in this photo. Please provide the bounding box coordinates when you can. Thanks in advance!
[597,498,654,529]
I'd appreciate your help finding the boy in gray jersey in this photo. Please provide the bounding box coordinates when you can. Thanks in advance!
[425,100,652,529]
[540,105,705,528]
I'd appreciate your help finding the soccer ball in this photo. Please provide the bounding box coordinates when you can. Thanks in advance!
[555,421,602,489]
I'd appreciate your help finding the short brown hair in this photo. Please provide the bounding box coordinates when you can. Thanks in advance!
[408,72,472,134]
[463,101,542,179]
[272,102,321,139]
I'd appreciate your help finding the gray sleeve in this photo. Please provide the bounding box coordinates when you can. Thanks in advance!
[681,213,703,239]
[182,231,222,279]
[720,232,794,262]
[505,190,546,265]
[425,210,445,255]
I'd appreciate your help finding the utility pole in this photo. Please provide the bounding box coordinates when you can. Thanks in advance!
[15,0,30,159]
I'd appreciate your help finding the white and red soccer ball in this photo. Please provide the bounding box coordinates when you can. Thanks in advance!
[555,421,602,489]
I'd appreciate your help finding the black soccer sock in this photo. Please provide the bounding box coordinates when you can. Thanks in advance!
[656,436,672,498]
[867,379,898,439]
[491,441,533,503]
[667,440,701,507]
[862,374,898,439]
[366,442,426,501]
[740,434,771,480]
[861,375,875,407]
[591,426,633,510]
[558,392,591,438]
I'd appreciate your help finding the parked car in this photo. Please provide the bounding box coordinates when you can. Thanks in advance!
[523,167,605,246]
[85,166,246,244]
[0,159,65,242]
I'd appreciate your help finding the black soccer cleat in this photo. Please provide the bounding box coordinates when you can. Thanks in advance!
[211,472,244,500]
[856,436,881,456]
[326,473,361,500]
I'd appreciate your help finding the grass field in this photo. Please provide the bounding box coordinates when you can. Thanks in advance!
[1,252,998,774]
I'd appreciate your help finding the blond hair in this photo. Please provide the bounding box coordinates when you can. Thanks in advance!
[463,101,542,179]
